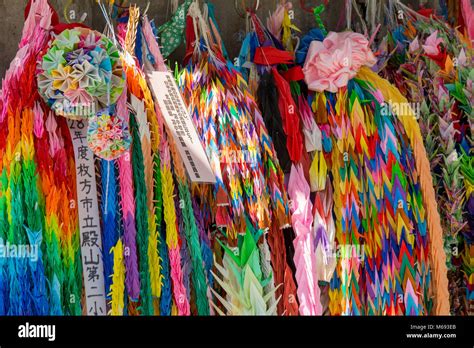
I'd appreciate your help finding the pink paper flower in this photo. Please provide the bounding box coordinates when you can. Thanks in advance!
[303,32,377,93]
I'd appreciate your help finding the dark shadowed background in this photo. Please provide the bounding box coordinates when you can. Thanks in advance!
[0,0,433,76]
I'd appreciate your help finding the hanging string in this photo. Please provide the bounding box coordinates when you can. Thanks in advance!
[98,0,118,46]
[171,0,179,13]
[367,0,376,35]
[63,0,74,23]
[351,0,368,36]
[142,1,150,17]
[188,1,216,60]
[376,0,382,29]
[345,0,352,30]
[189,1,202,58]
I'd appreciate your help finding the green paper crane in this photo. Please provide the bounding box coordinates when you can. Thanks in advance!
[210,224,280,315]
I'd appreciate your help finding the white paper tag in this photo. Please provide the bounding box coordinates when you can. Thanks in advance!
[68,119,106,316]
[147,71,216,184]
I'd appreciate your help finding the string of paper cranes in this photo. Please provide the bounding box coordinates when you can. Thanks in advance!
[0,0,472,316]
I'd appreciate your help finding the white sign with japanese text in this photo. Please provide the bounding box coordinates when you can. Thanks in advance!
[68,119,106,316]
[147,71,216,184]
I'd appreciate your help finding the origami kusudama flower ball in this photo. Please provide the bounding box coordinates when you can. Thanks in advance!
[37,28,125,119]
[303,32,377,93]
[87,110,131,160]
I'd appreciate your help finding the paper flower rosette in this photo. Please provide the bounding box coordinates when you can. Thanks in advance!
[87,109,131,160]
[37,27,125,119]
